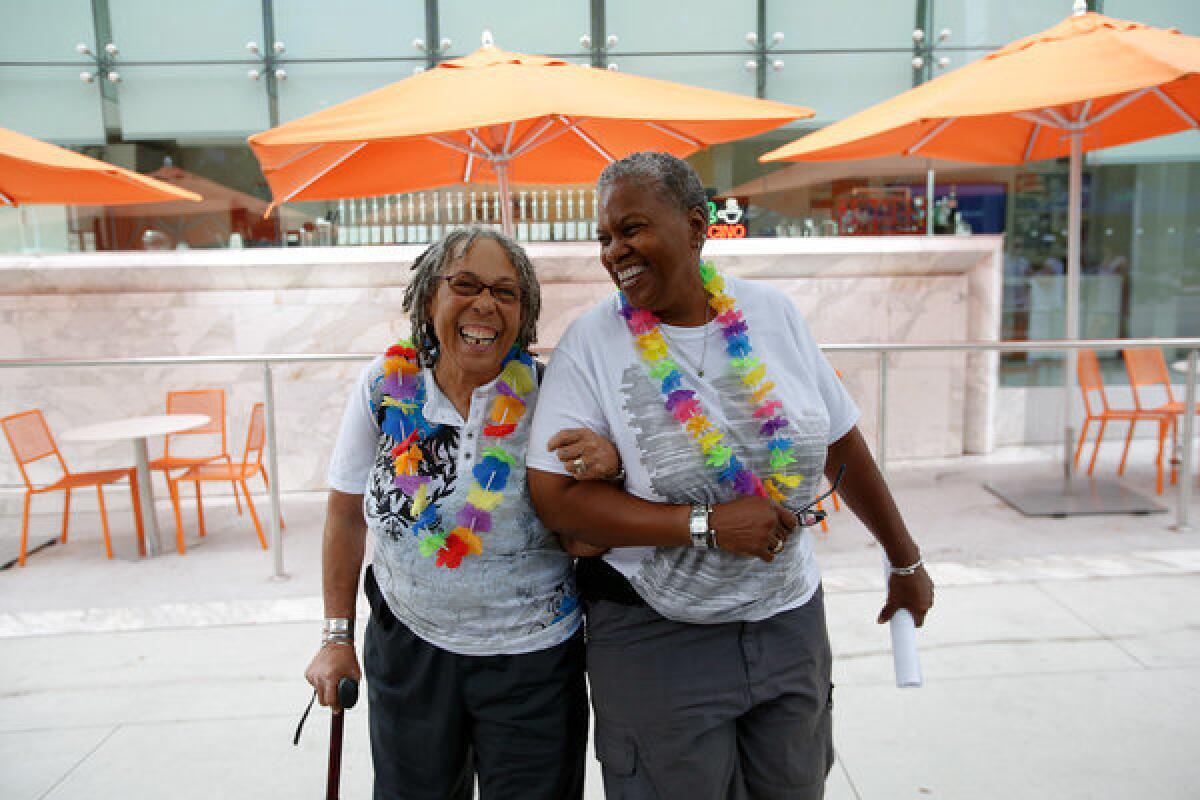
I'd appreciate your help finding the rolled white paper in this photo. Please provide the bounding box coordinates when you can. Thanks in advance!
[889,608,923,688]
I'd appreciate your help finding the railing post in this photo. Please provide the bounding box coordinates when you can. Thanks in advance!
[1174,348,1197,532]
[262,361,288,579]
[878,351,889,479]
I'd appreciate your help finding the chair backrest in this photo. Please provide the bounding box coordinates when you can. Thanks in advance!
[164,389,227,457]
[1,410,67,489]
[1123,348,1175,410]
[240,403,266,468]
[1076,350,1109,415]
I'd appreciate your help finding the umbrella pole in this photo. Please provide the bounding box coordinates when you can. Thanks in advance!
[1063,132,1083,481]
[926,165,935,237]
[495,162,514,237]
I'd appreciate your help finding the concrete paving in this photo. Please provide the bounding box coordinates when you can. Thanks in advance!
[2,439,1199,799]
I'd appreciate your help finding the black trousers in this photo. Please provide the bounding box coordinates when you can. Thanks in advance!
[364,568,588,800]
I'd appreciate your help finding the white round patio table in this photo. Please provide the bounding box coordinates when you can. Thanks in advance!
[61,414,209,557]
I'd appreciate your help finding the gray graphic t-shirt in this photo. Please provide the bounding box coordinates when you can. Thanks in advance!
[328,358,580,656]
[528,277,858,624]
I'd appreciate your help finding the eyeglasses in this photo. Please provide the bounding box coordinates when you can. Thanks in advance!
[440,273,523,305]
[782,464,846,528]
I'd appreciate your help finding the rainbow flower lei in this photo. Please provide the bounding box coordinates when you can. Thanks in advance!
[619,261,803,502]
[378,339,536,568]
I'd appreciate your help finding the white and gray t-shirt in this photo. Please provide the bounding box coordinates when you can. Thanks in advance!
[328,358,580,656]
[527,276,858,625]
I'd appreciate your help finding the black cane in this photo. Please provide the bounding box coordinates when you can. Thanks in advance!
[326,677,359,800]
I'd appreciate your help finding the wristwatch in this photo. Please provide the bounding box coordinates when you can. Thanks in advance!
[689,503,716,549]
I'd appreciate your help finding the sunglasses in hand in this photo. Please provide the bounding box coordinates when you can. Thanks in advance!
[780,464,845,528]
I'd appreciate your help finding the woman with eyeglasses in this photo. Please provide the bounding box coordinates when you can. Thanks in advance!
[305,227,620,800]
[527,152,934,800]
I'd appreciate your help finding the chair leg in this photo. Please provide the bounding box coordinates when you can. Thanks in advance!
[1074,418,1091,467]
[817,500,828,534]
[831,489,840,512]
[1087,419,1107,476]
[1153,421,1166,495]
[195,482,206,537]
[239,480,268,550]
[1169,416,1179,486]
[227,455,242,515]
[194,481,207,538]
[169,479,186,555]
[1118,420,1137,475]
[96,485,113,559]
[128,477,146,557]
[261,467,284,530]
[18,492,31,567]
[61,488,71,543]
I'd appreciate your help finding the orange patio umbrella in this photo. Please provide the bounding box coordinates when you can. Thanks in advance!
[761,5,1200,491]
[249,33,812,233]
[0,125,200,207]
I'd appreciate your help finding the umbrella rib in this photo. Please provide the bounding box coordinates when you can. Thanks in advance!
[1022,123,1041,161]
[280,142,367,205]
[463,152,474,183]
[466,129,497,157]
[427,135,492,160]
[271,145,322,172]
[1151,86,1199,129]
[1015,110,1066,129]
[502,122,516,155]
[0,188,14,206]
[557,115,615,163]
[509,123,572,159]
[508,118,559,158]
[644,122,702,148]
[1085,88,1151,127]
[905,118,955,156]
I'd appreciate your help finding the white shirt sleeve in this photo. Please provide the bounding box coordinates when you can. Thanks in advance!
[326,359,383,494]
[527,345,613,477]
[785,301,860,444]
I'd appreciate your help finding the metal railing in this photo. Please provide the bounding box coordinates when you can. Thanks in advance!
[2,336,1197,576]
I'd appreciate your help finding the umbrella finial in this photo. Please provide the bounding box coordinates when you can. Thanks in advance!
[1072,0,1088,16]
[481,30,495,47]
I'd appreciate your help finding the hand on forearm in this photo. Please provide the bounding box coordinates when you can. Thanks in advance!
[529,469,690,548]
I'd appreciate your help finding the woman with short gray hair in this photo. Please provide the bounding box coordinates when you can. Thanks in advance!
[529,153,934,799]
[306,227,620,799]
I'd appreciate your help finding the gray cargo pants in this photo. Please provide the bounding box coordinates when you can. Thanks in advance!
[586,587,834,800]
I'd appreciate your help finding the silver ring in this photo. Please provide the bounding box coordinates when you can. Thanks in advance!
[770,538,785,555]
[573,456,585,475]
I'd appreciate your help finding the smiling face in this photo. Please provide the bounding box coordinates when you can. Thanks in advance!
[596,177,709,325]
[426,237,524,384]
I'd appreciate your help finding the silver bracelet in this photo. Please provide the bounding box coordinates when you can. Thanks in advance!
[888,557,923,576]
[322,635,354,647]
[323,618,353,635]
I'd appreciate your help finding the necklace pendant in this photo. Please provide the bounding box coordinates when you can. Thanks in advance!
[698,369,705,378]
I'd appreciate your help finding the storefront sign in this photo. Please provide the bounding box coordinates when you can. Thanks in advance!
[707,197,747,239]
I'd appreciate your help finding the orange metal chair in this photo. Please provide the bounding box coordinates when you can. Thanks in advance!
[1,410,145,565]
[1076,350,1172,493]
[1123,348,1200,491]
[150,389,240,513]
[168,403,279,554]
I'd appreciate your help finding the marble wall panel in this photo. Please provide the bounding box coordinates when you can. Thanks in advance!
[0,238,1002,499]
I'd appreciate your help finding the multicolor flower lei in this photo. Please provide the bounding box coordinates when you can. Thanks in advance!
[619,260,803,501]
[378,339,536,568]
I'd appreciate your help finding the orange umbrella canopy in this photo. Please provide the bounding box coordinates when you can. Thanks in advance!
[761,12,1200,165]
[0,126,201,207]
[249,43,812,206]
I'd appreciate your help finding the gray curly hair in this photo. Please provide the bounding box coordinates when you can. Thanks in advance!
[597,151,709,238]
[402,227,541,367]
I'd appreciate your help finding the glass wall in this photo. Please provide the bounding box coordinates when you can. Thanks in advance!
[0,0,1197,385]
